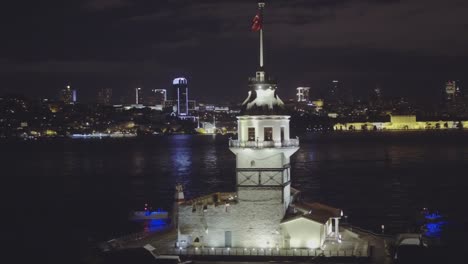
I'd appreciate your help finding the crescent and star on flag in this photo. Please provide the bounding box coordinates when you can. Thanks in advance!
[251,12,262,32]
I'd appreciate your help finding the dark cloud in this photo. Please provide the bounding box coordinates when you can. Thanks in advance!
[1,0,468,101]
[0,59,155,73]
[84,0,131,11]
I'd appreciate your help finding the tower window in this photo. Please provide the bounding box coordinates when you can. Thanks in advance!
[248,127,255,141]
[264,127,273,141]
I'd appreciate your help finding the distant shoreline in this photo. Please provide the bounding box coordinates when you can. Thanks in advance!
[1,130,468,143]
[299,129,468,143]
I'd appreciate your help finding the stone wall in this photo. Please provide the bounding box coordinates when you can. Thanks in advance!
[178,198,285,248]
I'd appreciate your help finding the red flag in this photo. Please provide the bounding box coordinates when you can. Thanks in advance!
[251,12,262,31]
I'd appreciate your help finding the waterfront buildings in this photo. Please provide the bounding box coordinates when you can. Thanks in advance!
[333,115,468,131]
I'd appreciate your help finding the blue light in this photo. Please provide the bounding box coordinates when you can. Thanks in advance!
[424,212,442,221]
[143,219,168,232]
[424,221,447,238]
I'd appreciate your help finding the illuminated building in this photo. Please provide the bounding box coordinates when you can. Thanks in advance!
[135,87,142,105]
[444,80,467,115]
[72,89,77,103]
[97,88,112,105]
[177,2,349,251]
[146,89,166,108]
[333,115,468,131]
[311,99,324,110]
[296,87,310,102]
[331,80,339,96]
[325,80,353,107]
[60,84,74,104]
[445,81,456,101]
[370,86,383,108]
[173,77,189,116]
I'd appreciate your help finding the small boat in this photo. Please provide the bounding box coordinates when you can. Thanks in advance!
[129,203,169,220]
[130,211,169,220]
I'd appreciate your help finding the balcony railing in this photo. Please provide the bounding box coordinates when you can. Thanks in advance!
[160,246,369,258]
[229,138,299,148]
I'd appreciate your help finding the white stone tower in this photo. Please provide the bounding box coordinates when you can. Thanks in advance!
[177,2,301,250]
[228,0,300,246]
[230,0,299,212]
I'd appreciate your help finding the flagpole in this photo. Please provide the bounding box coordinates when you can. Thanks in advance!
[260,28,263,68]
[258,2,265,69]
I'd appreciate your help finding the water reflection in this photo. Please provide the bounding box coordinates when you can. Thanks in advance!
[169,135,193,185]
[2,133,468,239]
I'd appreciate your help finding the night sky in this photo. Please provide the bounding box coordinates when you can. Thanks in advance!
[1,0,468,103]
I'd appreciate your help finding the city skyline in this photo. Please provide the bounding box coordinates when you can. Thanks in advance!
[1,0,468,102]
[2,76,465,106]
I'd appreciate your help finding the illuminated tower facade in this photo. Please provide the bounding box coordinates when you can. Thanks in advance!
[177,2,346,251]
[178,2,301,250]
[228,1,299,247]
[173,77,189,116]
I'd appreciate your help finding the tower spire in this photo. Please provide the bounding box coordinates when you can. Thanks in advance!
[258,2,265,69]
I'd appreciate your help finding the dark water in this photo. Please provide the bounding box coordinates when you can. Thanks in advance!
[3,132,468,261]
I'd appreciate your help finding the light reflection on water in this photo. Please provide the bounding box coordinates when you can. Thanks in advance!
[3,132,468,239]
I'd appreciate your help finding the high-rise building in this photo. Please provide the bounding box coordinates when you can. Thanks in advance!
[445,80,466,115]
[146,89,166,106]
[60,84,75,104]
[173,77,189,116]
[72,90,77,103]
[330,80,339,100]
[296,87,310,102]
[324,80,353,106]
[446,81,456,101]
[97,88,113,105]
[135,87,143,105]
[369,86,383,108]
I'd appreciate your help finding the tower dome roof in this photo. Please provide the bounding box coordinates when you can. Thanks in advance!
[173,77,187,85]
[240,71,287,115]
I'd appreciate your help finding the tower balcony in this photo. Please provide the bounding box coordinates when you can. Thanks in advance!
[229,138,299,148]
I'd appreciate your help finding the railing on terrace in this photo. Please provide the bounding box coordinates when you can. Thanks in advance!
[229,138,299,148]
[160,247,369,257]
[341,223,395,240]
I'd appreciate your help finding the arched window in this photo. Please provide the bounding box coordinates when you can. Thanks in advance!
[194,237,200,243]
[248,127,255,141]
[264,127,273,141]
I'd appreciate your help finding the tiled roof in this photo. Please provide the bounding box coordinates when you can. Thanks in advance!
[295,202,342,217]
[281,202,342,225]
